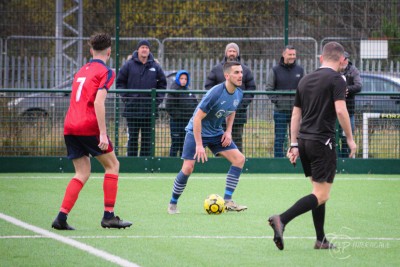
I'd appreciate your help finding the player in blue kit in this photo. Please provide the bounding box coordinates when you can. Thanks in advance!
[167,61,247,214]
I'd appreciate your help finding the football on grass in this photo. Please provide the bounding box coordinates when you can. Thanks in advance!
[204,194,225,215]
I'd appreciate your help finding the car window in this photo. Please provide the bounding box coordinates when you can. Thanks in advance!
[361,77,373,92]
[165,71,177,89]
[382,81,397,93]
[361,76,400,93]
[375,79,387,92]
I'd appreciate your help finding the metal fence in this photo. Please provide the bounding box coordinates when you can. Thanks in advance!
[1,0,400,162]
[1,89,399,159]
[2,36,400,91]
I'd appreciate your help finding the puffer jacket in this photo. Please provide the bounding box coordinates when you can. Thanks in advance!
[116,51,167,118]
[266,57,304,112]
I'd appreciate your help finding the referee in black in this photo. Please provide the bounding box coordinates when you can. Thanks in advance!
[268,41,357,250]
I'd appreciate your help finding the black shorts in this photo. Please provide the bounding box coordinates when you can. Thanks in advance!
[298,138,336,183]
[64,135,114,160]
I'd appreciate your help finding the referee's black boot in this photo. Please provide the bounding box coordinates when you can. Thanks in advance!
[314,239,337,249]
[268,215,285,250]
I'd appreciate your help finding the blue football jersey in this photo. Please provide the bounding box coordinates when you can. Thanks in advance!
[185,83,243,137]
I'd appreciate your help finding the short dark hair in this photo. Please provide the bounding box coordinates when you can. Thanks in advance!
[285,45,295,50]
[88,32,111,51]
[223,61,241,73]
[322,41,344,61]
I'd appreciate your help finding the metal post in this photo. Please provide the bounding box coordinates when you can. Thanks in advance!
[77,0,83,67]
[115,0,120,76]
[55,0,63,87]
[284,0,289,46]
[150,89,157,157]
[114,0,121,155]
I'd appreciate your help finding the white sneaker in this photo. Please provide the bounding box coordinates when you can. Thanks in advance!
[167,203,180,214]
[225,200,247,212]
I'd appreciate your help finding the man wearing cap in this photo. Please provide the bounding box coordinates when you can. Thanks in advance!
[205,43,256,152]
[266,45,305,158]
[338,51,362,157]
[117,40,167,157]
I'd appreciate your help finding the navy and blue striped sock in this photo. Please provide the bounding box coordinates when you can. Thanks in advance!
[224,166,242,200]
[170,171,190,204]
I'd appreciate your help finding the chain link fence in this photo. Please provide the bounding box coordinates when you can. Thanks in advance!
[1,0,400,160]
[1,89,399,158]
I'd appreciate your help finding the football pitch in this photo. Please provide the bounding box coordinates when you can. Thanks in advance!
[1,172,399,267]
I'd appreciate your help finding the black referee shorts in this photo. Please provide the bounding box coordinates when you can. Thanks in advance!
[298,138,336,183]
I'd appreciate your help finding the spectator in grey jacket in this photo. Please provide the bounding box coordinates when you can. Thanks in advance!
[266,45,304,157]
[338,51,362,157]
[116,40,167,157]
[205,43,256,152]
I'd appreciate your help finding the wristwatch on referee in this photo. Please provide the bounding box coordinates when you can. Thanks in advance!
[289,142,298,151]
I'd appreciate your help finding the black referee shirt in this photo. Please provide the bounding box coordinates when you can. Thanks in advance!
[294,67,347,142]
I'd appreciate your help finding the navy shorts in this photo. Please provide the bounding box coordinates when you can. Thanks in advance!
[64,135,114,160]
[298,138,336,183]
[181,132,238,160]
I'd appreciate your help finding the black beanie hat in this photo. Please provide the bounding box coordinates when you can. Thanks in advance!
[137,39,151,50]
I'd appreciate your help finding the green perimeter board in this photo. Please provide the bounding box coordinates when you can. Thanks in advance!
[0,157,399,174]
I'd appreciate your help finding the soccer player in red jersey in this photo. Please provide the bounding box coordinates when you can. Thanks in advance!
[52,32,132,230]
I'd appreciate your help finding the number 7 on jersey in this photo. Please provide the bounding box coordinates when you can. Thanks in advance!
[75,77,86,102]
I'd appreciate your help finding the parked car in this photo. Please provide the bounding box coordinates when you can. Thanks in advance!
[7,79,72,125]
[7,80,121,126]
[7,71,177,124]
[356,73,400,114]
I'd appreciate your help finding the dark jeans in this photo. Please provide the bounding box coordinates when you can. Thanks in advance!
[273,110,291,158]
[169,119,187,157]
[126,117,152,157]
[338,115,355,158]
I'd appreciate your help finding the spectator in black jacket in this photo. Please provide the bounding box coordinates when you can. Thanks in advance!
[266,45,304,158]
[338,51,362,157]
[116,40,167,157]
[204,43,256,152]
[166,70,198,157]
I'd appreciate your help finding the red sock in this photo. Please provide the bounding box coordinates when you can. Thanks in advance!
[104,173,118,212]
[60,178,84,214]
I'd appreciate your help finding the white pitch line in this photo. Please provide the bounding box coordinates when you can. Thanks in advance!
[0,213,140,267]
[1,175,400,181]
[1,234,399,241]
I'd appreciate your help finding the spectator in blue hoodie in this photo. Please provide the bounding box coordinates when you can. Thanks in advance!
[166,70,198,157]
[116,40,167,157]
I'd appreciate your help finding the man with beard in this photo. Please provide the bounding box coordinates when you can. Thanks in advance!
[168,61,247,214]
[205,43,256,152]
[338,51,362,157]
